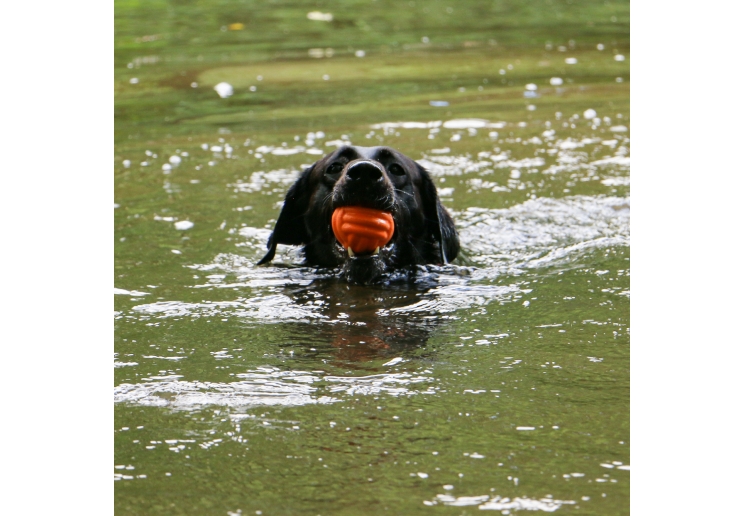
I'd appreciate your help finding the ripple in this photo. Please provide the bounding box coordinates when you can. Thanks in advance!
[114,367,436,408]
[457,195,629,269]
[426,494,576,511]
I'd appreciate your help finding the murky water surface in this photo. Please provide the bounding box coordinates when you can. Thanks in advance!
[115,1,629,514]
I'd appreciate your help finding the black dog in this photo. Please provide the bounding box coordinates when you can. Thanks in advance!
[257,145,459,284]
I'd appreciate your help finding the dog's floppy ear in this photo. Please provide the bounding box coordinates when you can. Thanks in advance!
[257,163,316,265]
[417,164,460,264]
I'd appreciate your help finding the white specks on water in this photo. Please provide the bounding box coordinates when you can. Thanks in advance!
[129,77,139,84]
[565,57,578,64]
[249,85,257,92]
[550,77,563,86]
[322,74,330,81]
[428,494,575,511]
[429,100,450,107]
[510,169,521,179]
[614,54,626,61]
[527,104,536,111]
[583,108,597,119]
[383,357,405,367]
[169,155,182,165]
[122,160,131,168]
[450,134,462,142]
[597,43,605,50]
[214,82,234,98]
[162,163,172,173]
[307,11,333,21]
[516,426,535,431]
[174,221,194,231]
[114,288,149,297]
[522,300,530,307]
[355,50,366,57]
[171,249,182,255]
[610,125,628,132]
[190,82,198,88]
[417,472,429,479]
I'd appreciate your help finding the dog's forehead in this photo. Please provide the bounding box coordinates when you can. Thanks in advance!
[331,145,409,162]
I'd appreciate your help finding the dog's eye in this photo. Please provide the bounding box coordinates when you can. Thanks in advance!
[326,162,344,176]
[388,164,405,176]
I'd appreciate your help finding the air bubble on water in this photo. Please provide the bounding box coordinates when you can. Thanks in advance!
[190,82,198,88]
[550,77,563,86]
[525,83,537,91]
[257,75,263,81]
[614,54,625,61]
[616,77,623,83]
[214,82,234,98]
[169,155,181,165]
[129,78,139,84]
[565,57,578,64]
[597,43,605,51]
[488,131,498,139]
[527,105,536,111]
[201,143,209,150]
[322,74,330,81]
[162,164,172,173]
[175,221,194,231]
[583,109,597,119]
[355,50,366,57]
[123,160,131,168]
[422,36,430,43]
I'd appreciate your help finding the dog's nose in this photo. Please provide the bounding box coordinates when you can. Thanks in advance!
[346,161,383,182]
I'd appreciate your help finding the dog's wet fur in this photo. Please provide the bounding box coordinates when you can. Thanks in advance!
[257,146,459,284]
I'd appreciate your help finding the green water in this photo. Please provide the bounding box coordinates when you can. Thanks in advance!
[115,1,630,514]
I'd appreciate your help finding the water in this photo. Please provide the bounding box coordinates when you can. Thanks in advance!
[115,1,629,514]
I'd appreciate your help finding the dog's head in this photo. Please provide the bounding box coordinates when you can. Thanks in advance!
[257,145,459,284]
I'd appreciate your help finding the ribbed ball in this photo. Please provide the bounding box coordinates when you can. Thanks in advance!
[331,206,395,254]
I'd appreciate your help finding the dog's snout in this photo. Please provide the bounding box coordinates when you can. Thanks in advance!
[346,161,383,183]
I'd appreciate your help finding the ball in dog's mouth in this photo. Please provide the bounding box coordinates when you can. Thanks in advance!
[331,206,395,258]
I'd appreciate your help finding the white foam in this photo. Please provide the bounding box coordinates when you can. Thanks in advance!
[214,82,234,98]
[174,221,194,230]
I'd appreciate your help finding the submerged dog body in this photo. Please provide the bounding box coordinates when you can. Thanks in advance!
[258,145,459,284]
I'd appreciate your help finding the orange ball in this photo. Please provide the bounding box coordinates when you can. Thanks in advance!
[331,206,395,255]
